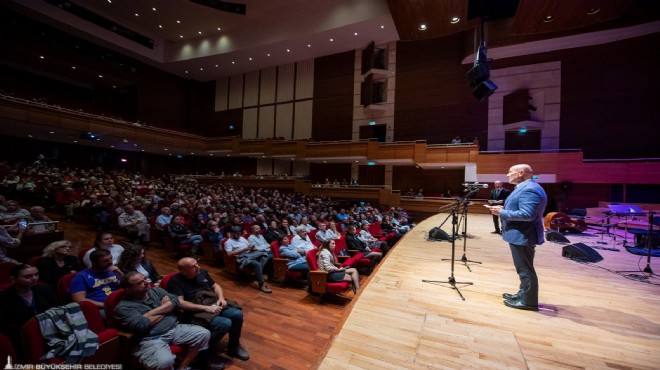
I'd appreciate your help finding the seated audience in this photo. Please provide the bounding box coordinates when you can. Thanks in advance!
[117,204,151,244]
[345,225,382,263]
[70,249,121,314]
[27,205,56,233]
[204,219,224,254]
[55,187,81,222]
[299,217,316,232]
[315,222,340,243]
[0,200,31,224]
[0,264,59,359]
[115,271,211,370]
[155,206,173,230]
[168,257,249,368]
[358,222,390,255]
[247,224,272,257]
[317,240,360,294]
[263,220,283,244]
[83,232,125,268]
[37,240,81,285]
[0,220,26,263]
[223,226,272,293]
[169,215,204,260]
[278,236,309,276]
[278,218,294,239]
[117,244,162,285]
[291,226,317,252]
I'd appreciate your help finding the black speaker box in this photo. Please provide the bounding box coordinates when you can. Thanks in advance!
[429,227,452,242]
[546,230,570,243]
[562,243,603,263]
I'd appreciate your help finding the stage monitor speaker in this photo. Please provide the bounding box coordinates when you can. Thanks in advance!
[473,80,498,101]
[562,243,603,263]
[546,230,570,243]
[429,227,452,242]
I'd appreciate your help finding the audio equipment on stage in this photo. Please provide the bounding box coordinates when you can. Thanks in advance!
[562,243,603,263]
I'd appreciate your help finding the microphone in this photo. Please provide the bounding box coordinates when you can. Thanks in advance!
[462,182,489,189]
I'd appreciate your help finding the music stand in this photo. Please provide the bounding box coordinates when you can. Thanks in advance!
[422,189,476,300]
[617,210,658,277]
[442,188,481,271]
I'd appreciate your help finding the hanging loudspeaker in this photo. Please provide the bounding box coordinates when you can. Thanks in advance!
[429,227,452,242]
[562,243,603,263]
[546,230,570,243]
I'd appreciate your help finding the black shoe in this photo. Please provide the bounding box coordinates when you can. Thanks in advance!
[502,293,519,300]
[503,299,538,311]
[228,345,250,361]
[491,231,500,234]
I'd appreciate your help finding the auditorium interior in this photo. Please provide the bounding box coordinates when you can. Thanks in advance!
[1,1,659,369]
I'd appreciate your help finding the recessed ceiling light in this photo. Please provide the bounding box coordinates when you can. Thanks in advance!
[231,61,235,64]
[200,68,203,71]
[451,17,460,24]
[141,149,145,152]
[134,13,139,17]
[179,35,183,38]
[39,56,44,59]
[380,25,384,29]
[158,25,163,29]
[107,0,111,3]
[49,131,54,134]
[354,32,358,36]
[267,53,271,57]
[209,154,214,156]
[71,66,76,69]
[73,140,77,143]
[543,15,554,22]
[307,44,311,47]
[329,38,334,42]
[152,7,156,11]
[198,31,202,35]
[176,20,181,24]
[134,144,138,147]
[185,70,189,74]
[110,145,114,148]
[286,49,290,52]
[28,135,33,138]
[98,74,103,78]
[164,148,168,151]
[248,57,252,61]
[217,27,221,31]
[587,7,600,15]
[418,24,427,30]
[112,85,116,89]
[215,64,218,68]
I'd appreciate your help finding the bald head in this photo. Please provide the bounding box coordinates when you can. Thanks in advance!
[506,164,534,184]
[177,257,197,270]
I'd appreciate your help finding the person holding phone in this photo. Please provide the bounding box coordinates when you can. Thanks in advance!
[0,220,27,263]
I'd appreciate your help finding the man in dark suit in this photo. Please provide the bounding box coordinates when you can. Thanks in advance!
[488,164,547,311]
[489,181,511,234]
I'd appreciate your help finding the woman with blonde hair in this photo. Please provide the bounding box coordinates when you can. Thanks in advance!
[37,240,81,285]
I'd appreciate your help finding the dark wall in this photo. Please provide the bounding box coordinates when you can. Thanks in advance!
[394,33,489,145]
[358,165,385,185]
[493,33,660,159]
[392,167,465,196]
[312,51,355,141]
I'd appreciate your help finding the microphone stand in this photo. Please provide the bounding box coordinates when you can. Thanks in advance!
[617,210,657,277]
[423,192,474,300]
[442,187,482,271]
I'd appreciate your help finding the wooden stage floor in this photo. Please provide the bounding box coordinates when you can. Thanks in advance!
[318,213,660,369]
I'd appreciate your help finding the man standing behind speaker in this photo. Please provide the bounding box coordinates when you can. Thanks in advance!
[487,164,547,311]
[489,181,511,234]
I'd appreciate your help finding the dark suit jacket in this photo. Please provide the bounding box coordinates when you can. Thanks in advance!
[490,187,511,203]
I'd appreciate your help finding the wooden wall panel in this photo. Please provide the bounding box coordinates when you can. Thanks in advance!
[242,107,258,139]
[312,51,355,141]
[294,100,313,139]
[258,106,275,139]
[243,71,260,108]
[228,75,244,109]
[273,159,291,175]
[214,78,229,111]
[358,165,385,186]
[276,103,294,140]
[277,64,295,103]
[296,59,314,100]
[309,163,352,184]
[260,67,277,105]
